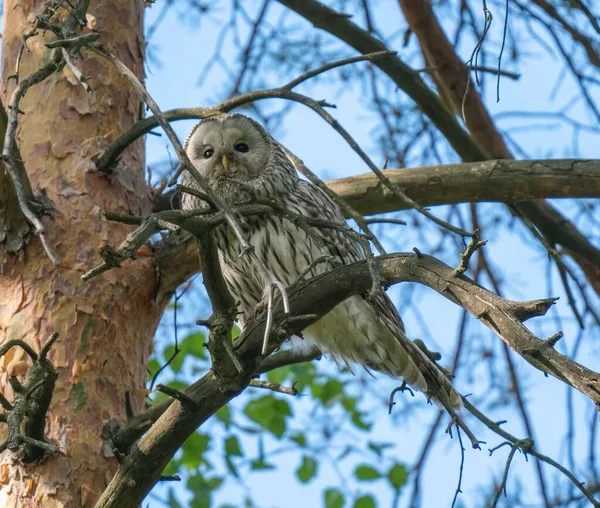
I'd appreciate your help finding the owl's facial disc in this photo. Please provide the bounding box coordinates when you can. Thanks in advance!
[187,116,269,185]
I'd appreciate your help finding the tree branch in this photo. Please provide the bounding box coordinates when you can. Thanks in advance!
[151,158,600,294]
[396,0,600,287]
[92,51,395,173]
[277,0,600,288]
[95,252,599,507]
[326,159,600,216]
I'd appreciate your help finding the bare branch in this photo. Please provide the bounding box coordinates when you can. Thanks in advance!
[95,252,599,507]
[93,51,396,173]
[464,398,600,507]
[2,49,64,264]
[150,158,600,295]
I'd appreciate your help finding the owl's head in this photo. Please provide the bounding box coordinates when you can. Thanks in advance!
[184,114,271,185]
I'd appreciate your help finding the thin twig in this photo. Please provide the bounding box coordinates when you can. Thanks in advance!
[249,379,299,396]
[2,49,64,264]
[451,426,466,508]
[491,443,521,506]
[463,397,600,507]
[453,231,487,276]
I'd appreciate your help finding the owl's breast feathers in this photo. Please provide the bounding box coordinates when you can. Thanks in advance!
[212,178,460,409]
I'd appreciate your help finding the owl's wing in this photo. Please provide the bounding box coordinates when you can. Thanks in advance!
[285,181,459,408]
[288,180,406,333]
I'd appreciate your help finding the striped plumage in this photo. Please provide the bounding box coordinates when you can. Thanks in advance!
[181,114,460,409]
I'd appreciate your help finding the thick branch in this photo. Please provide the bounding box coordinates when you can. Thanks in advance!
[327,159,600,216]
[398,0,513,157]
[95,253,599,507]
[152,158,600,292]
[155,159,600,215]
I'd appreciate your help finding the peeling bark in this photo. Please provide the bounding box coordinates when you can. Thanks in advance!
[0,1,161,506]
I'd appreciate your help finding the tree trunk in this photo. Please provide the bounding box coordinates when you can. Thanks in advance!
[0,1,160,506]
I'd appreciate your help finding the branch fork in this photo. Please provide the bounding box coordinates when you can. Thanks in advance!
[0,332,61,462]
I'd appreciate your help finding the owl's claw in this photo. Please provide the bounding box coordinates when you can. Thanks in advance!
[261,278,290,355]
[262,287,274,355]
[271,279,290,314]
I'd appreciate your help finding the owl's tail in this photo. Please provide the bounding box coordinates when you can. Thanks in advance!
[381,333,462,410]
[303,295,462,409]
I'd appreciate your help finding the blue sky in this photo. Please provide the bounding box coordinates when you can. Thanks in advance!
[141,2,599,507]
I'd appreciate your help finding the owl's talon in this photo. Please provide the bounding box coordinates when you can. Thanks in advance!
[261,278,290,355]
[262,284,275,355]
[239,245,255,258]
[271,279,290,314]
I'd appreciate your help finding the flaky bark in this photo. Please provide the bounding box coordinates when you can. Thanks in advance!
[0,2,160,506]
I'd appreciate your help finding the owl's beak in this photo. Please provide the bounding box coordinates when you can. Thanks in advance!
[221,153,230,171]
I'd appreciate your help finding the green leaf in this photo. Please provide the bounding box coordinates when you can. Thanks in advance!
[311,383,323,399]
[163,344,184,373]
[387,463,408,491]
[189,491,210,508]
[267,416,285,438]
[180,332,207,359]
[273,398,292,416]
[355,465,382,481]
[225,455,239,478]
[181,432,210,469]
[324,488,345,508]
[290,433,307,447]
[244,396,292,438]
[296,456,318,483]
[215,405,231,428]
[267,365,291,384]
[250,459,275,470]
[319,379,344,406]
[147,358,161,378]
[187,474,212,508]
[206,477,223,490]
[186,473,223,508]
[351,411,372,431]
[341,396,357,412]
[353,495,376,508]
[225,435,243,456]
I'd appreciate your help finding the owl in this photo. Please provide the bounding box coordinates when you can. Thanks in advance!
[181,114,460,409]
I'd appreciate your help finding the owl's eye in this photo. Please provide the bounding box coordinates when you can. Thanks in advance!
[234,142,249,153]
[203,148,214,159]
